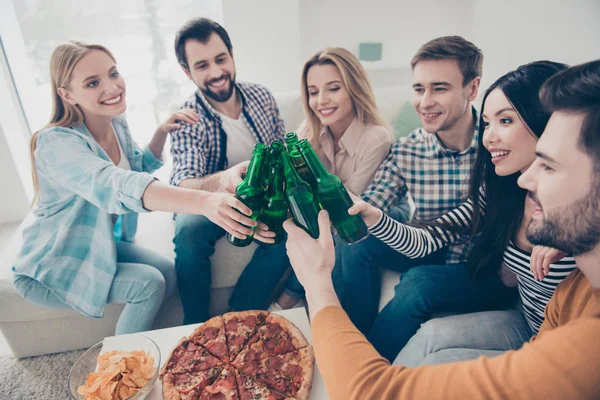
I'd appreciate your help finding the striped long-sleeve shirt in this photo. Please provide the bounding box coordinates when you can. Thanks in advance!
[369,196,577,333]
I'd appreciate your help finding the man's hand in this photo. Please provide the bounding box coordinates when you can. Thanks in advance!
[283,210,341,320]
[347,192,382,227]
[530,246,567,281]
[156,108,199,135]
[202,192,256,239]
[283,210,335,293]
[220,161,249,194]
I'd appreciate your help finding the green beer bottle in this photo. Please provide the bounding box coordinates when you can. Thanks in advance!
[284,131,299,152]
[280,151,321,238]
[226,143,266,247]
[289,149,318,189]
[297,139,369,244]
[262,140,284,189]
[261,161,288,244]
[285,132,318,202]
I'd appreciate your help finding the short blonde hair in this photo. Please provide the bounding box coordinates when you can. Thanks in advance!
[300,48,387,144]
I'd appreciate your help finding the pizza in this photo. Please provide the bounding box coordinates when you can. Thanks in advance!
[223,311,268,362]
[160,311,314,400]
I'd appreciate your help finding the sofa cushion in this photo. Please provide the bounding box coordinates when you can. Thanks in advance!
[134,211,256,289]
[379,269,401,311]
[390,101,422,140]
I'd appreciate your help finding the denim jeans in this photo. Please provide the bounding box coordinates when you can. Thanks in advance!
[368,263,517,361]
[283,204,415,301]
[393,309,531,366]
[13,240,176,335]
[173,214,289,324]
[335,231,449,335]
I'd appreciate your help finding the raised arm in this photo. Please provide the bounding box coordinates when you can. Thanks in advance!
[283,212,600,400]
[349,194,482,258]
[148,108,199,162]
[36,128,256,240]
[169,117,210,187]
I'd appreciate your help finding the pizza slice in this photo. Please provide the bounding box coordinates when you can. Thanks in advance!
[162,366,224,400]
[234,369,294,400]
[223,310,268,362]
[199,367,239,400]
[190,316,229,363]
[162,339,223,376]
[241,348,314,400]
[232,313,308,365]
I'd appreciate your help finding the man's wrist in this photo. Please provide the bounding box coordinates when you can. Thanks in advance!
[305,283,341,321]
[304,279,335,297]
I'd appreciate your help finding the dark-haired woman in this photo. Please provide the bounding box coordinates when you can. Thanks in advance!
[350,61,576,361]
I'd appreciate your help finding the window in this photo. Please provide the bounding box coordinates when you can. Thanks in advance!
[10,0,222,172]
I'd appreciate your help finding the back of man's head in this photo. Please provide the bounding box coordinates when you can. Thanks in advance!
[411,36,483,86]
[174,18,232,69]
[540,59,600,172]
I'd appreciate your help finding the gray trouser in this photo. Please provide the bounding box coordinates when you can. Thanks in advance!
[393,309,532,367]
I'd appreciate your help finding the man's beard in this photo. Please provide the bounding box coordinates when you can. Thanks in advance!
[526,186,600,256]
[201,73,235,103]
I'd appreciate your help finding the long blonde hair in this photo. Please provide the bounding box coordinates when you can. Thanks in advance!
[300,47,388,144]
[30,41,116,199]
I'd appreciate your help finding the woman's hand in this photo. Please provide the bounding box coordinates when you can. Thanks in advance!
[530,246,567,281]
[253,222,276,244]
[201,192,257,240]
[148,109,199,159]
[156,108,199,136]
[347,192,382,227]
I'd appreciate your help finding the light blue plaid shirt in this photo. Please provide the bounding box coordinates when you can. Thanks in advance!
[12,116,162,318]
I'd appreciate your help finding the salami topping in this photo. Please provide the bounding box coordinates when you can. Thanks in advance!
[162,312,313,400]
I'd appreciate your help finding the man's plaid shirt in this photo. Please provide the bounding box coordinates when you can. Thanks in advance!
[362,108,479,264]
[170,81,285,186]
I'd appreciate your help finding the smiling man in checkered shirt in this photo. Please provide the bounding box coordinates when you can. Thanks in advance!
[168,18,287,324]
[336,37,516,362]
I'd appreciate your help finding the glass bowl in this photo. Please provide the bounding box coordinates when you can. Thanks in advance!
[68,334,161,400]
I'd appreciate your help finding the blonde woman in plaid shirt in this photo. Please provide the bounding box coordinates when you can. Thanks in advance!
[12,41,255,334]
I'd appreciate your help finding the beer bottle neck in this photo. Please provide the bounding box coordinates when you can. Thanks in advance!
[244,150,265,188]
[266,164,284,198]
[298,144,330,182]
[285,132,299,152]
[281,151,302,182]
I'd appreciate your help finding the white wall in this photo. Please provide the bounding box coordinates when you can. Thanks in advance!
[299,0,476,68]
[222,0,600,94]
[222,0,477,92]
[472,0,600,89]
[223,0,302,94]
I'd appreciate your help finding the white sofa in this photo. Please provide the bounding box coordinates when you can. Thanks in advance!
[0,81,412,358]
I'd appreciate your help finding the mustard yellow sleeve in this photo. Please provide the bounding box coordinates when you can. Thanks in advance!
[311,306,600,400]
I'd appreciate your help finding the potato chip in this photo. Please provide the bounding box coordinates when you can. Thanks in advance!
[77,349,156,400]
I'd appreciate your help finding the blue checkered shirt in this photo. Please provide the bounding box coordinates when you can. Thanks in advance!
[362,108,479,264]
[169,81,285,185]
[12,116,162,317]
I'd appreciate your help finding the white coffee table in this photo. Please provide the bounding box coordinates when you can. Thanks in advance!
[102,308,328,400]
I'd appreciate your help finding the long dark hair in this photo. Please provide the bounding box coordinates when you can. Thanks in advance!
[467,61,568,279]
